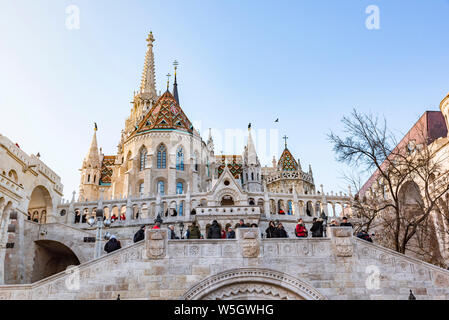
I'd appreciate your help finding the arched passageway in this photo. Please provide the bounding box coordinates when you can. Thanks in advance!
[31,240,80,282]
[27,186,52,224]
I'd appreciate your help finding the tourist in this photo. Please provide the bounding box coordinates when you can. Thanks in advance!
[265,221,276,238]
[329,219,339,227]
[310,218,324,237]
[250,223,258,228]
[187,221,201,239]
[340,217,353,227]
[227,226,236,239]
[207,220,222,239]
[221,228,227,239]
[236,219,248,229]
[356,230,373,243]
[274,222,288,238]
[295,219,308,238]
[120,212,126,221]
[278,208,285,214]
[133,225,145,243]
[110,214,118,223]
[169,225,179,239]
[104,235,121,253]
[152,221,161,229]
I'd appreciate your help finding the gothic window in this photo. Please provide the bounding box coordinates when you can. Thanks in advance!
[157,144,167,169]
[194,152,199,172]
[139,182,144,195]
[157,181,165,195]
[179,201,184,216]
[287,200,293,215]
[176,147,184,171]
[251,172,254,181]
[206,158,210,177]
[87,174,90,183]
[140,148,147,171]
[176,182,183,194]
[93,175,96,183]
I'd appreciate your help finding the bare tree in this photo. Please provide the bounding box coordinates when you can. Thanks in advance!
[329,109,449,265]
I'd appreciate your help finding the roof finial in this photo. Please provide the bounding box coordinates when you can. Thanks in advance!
[166,73,171,91]
[173,60,179,104]
[146,31,155,45]
[94,122,98,131]
[282,135,288,148]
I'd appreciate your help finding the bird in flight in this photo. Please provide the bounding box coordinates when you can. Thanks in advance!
[274,118,279,123]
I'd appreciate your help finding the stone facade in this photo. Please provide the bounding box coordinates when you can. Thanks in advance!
[0,227,448,300]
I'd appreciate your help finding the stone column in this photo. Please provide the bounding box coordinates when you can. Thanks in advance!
[168,153,176,195]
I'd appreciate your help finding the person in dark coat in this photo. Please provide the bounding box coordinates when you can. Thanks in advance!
[133,225,145,243]
[236,219,248,229]
[274,222,288,238]
[265,221,276,238]
[226,227,236,239]
[356,230,373,242]
[104,235,121,253]
[207,220,222,239]
[310,218,324,237]
[340,217,353,227]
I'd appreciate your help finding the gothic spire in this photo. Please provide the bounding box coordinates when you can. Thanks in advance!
[173,60,179,105]
[139,31,157,99]
[84,124,100,168]
[246,125,259,165]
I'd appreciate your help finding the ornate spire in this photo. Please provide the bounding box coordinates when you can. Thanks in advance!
[245,126,259,165]
[139,31,157,98]
[173,60,179,105]
[84,124,100,168]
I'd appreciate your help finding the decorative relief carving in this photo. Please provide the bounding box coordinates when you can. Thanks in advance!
[330,227,353,257]
[145,229,167,259]
[239,229,260,258]
[188,245,200,256]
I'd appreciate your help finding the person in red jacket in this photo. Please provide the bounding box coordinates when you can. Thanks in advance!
[295,219,308,238]
[120,213,126,221]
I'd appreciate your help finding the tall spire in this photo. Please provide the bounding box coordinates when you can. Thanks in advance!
[84,124,100,167]
[139,31,157,98]
[246,125,258,165]
[173,60,179,104]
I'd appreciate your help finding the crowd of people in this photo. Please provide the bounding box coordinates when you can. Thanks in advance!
[102,216,373,254]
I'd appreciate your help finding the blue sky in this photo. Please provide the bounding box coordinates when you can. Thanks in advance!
[1,0,449,199]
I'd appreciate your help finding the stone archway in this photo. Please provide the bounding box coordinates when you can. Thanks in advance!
[28,186,52,224]
[31,240,80,283]
[183,268,327,300]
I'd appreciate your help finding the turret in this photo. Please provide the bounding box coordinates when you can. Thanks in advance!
[439,92,449,136]
[242,124,262,192]
[79,124,101,201]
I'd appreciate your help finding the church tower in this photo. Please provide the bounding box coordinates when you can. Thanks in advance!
[242,125,262,192]
[79,124,101,201]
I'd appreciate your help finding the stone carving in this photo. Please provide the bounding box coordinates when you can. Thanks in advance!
[183,267,327,300]
[145,229,167,259]
[238,228,260,258]
[330,227,353,257]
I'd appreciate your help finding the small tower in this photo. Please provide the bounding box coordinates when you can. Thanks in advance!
[242,124,262,192]
[439,92,449,136]
[79,123,101,201]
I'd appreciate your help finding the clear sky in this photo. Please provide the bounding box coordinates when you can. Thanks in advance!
[1,0,449,199]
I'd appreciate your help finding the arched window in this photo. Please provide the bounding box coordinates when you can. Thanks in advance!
[139,182,144,195]
[251,172,254,181]
[176,147,184,171]
[287,200,293,215]
[194,152,199,172]
[140,148,147,171]
[157,144,166,169]
[179,202,184,216]
[87,174,90,183]
[176,182,183,194]
[157,181,165,195]
[93,175,96,183]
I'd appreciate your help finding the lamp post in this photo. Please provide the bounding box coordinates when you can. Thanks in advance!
[179,221,184,239]
[87,209,111,259]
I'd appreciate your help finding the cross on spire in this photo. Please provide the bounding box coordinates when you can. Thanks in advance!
[283,135,288,148]
[166,73,171,91]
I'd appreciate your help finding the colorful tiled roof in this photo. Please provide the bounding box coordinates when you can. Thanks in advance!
[216,155,243,179]
[99,155,116,185]
[132,90,193,137]
[278,148,298,171]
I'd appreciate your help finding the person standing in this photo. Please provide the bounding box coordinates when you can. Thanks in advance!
[310,218,324,237]
[104,235,121,253]
[226,227,236,239]
[169,225,179,239]
[133,225,145,243]
[265,221,276,238]
[340,217,353,227]
[295,219,308,238]
[187,221,201,239]
[207,220,222,239]
[274,222,288,238]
